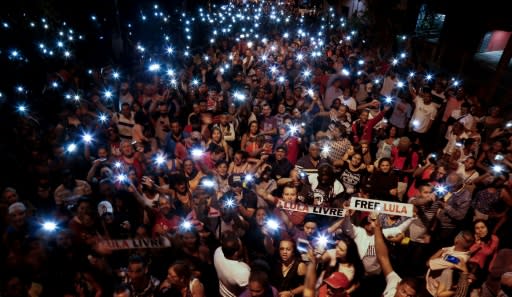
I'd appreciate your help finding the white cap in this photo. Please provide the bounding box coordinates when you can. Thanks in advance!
[97,201,113,216]
[8,202,26,214]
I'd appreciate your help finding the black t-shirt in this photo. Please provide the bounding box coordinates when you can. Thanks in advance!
[267,156,293,180]
[338,163,368,195]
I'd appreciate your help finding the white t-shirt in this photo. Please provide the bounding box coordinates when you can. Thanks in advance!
[451,109,476,131]
[213,247,251,297]
[456,164,479,184]
[382,271,402,297]
[410,96,437,133]
[341,96,357,112]
[325,249,356,281]
[380,76,398,97]
[443,126,468,155]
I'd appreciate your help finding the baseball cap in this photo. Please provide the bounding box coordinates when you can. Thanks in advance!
[97,201,113,217]
[8,202,26,214]
[324,272,350,289]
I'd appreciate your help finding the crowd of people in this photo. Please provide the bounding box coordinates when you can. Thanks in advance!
[1,2,512,297]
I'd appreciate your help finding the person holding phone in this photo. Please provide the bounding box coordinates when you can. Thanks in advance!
[425,230,474,296]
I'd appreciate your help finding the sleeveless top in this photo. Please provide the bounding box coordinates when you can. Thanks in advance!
[271,259,304,292]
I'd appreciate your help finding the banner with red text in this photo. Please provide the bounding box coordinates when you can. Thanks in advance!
[276,199,346,218]
[99,238,171,250]
[349,197,414,217]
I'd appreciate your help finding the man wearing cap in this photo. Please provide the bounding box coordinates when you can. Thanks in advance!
[214,113,236,144]
[97,200,131,239]
[226,175,257,220]
[304,250,350,297]
[5,202,35,252]
[267,145,293,181]
[318,272,351,297]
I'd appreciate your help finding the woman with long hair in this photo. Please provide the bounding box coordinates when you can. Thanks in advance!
[469,220,499,272]
[319,234,365,296]
[366,158,399,201]
[241,120,265,157]
[206,126,232,162]
[376,125,400,160]
[243,207,280,262]
[182,159,205,192]
[240,270,279,297]
[269,238,306,297]
[407,163,448,199]
[337,152,370,200]
[170,174,194,218]
[160,262,205,297]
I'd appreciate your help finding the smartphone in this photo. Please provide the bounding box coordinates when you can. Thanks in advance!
[443,255,460,264]
[297,238,311,254]
[98,158,107,162]
[495,154,504,161]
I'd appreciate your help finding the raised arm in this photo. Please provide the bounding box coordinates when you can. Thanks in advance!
[303,248,318,297]
[341,214,356,239]
[327,218,344,234]
[374,220,394,277]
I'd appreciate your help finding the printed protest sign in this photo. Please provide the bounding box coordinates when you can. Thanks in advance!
[276,199,346,218]
[349,197,414,217]
[99,238,171,250]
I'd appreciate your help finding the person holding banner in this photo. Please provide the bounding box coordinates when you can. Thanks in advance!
[265,183,308,235]
[336,152,371,201]
[310,164,344,208]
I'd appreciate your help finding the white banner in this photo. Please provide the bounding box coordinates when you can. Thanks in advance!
[276,199,346,218]
[349,197,414,217]
[99,238,171,250]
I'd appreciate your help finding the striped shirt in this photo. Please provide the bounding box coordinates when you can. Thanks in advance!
[113,112,135,139]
